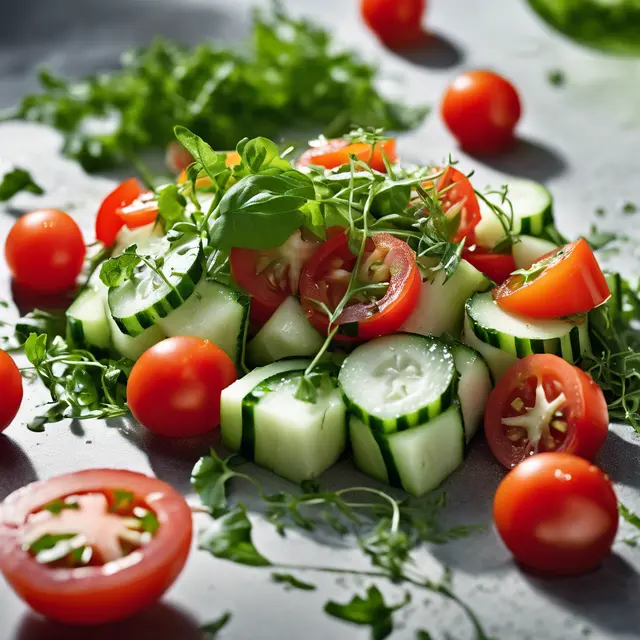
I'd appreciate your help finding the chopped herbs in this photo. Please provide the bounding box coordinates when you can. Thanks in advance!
[0,168,44,201]
[619,503,640,546]
[201,612,233,638]
[623,202,637,215]
[271,573,317,591]
[547,69,566,87]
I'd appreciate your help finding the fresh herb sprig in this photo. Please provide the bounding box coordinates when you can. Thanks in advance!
[0,167,44,201]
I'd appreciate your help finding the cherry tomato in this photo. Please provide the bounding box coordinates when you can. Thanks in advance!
[166,141,194,174]
[485,355,609,469]
[300,230,421,340]
[360,0,425,48]
[95,179,146,246]
[494,239,610,319]
[116,191,158,228]
[0,469,192,624]
[442,70,522,155]
[463,248,516,283]
[5,209,86,294]
[127,337,237,437]
[494,453,618,576]
[0,350,22,431]
[297,138,397,173]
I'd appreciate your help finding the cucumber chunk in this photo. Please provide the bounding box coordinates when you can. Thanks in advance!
[513,235,558,270]
[112,222,164,257]
[107,306,165,360]
[158,278,250,366]
[247,297,324,367]
[66,284,111,351]
[339,334,457,433]
[400,259,490,338]
[463,314,517,382]
[350,405,465,497]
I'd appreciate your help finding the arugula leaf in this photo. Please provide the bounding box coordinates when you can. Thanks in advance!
[324,586,411,640]
[201,612,232,638]
[0,168,44,201]
[191,449,239,517]
[271,572,317,591]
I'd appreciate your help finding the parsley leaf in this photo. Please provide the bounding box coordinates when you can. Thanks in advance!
[100,246,142,288]
[201,612,232,638]
[191,449,239,517]
[271,572,317,591]
[0,168,44,201]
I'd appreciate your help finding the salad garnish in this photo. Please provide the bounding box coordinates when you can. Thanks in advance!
[0,167,44,201]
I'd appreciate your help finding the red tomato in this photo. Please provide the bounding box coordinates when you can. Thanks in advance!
[494,239,610,319]
[485,355,609,469]
[95,179,146,246]
[463,248,516,283]
[300,230,421,340]
[441,70,522,155]
[360,0,426,48]
[127,337,237,437]
[0,350,22,431]
[494,453,618,576]
[116,191,158,228]
[0,469,192,624]
[166,141,194,174]
[5,209,86,294]
[297,138,397,173]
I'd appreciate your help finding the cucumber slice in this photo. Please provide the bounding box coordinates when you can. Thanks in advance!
[466,292,590,361]
[350,405,465,497]
[475,180,554,249]
[513,235,558,270]
[106,305,165,361]
[66,285,111,351]
[112,222,164,257]
[339,334,457,433]
[221,359,310,452]
[240,370,346,483]
[400,259,490,338]
[108,234,204,337]
[247,297,324,367]
[158,278,250,366]
[463,313,517,382]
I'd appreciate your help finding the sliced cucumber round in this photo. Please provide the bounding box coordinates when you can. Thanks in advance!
[339,333,457,433]
[512,235,558,270]
[108,233,203,336]
[463,313,517,382]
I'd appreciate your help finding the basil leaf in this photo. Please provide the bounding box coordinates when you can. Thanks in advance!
[191,449,238,517]
[271,573,316,591]
[0,168,44,201]
[235,137,292,177]
[201,612,232,638]
[157,184,186,229]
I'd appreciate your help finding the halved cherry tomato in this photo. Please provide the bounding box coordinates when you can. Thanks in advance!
[494,453,618,576]
[360,0,426,49]
[485,355,609,469]
[463,247,516,283]
[0,350,22,431]
[127,336,237,438]
[95,179,146,246]
[116,191,158,228]
[176,151,242,187]
[0,469,192,624]
[5,209,86,293]
[442,70,522,155]
[297,138,397,173]
[300,230,421,340]
[494,239,610,319]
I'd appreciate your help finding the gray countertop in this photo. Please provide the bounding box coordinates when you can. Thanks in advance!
[1,1,640,638]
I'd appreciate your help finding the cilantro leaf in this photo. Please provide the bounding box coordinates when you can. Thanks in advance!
[0,168,44,201]
[201,612,232,638]
[191,449,239,517]
[271,573,317,591]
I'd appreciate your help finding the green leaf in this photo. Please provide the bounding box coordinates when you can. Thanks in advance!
[174,126,230,186]
[584,224,626,251]
[0,168,44,201]
[619,503,640,531]
[157,184,187,229]
[201,612,232,638]
[191,449,239,517]
[199,505,271,567]
[235,137,292,176]
[42,498,79,514]
[112,490,134,512]
[139,509,160,535]
[24,333,48,366]
[271,573,316,591]
[100,249,142,288]
[15,309,65,345]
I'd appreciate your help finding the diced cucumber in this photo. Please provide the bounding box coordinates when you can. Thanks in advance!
[350,405,465,497]
[221,359,310,452]
[112,222,164,257]
[246,297,324,367]
[400,259,490,338]
[158,278,250,366]
[475,180,554,249]
[339,334,457,433]
[66,285,111,351]
[108,233,204,336]
[238,370,346,484]
[106,304,165,360]
[463,314,517,382]
[512,235,558,270]
[466,292,590,361]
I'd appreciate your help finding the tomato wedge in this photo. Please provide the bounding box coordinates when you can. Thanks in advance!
[95,179,146,246]
[116,191,158,228]
[297,138,397,173]
[494,239,610,319]
[299,230,421,340]
[0,469,192,625]
[485,355,609,469]
[463,247,516,283]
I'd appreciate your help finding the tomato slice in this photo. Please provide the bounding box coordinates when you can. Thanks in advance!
[0,469,192,625]
[95,179,146,246]
[494,239,610,319]
[299,230,421,340]
[494,453,618,576]
[484,354,609,469]
[463,247,516,283]
[116,191,158,228]
[297,138,397,173]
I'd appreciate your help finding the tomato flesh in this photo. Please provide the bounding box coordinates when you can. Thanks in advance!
[485,355,609,469]
[0,350,22,431]
[494,239,610,319]
[95,179,146,246]
[494,453,618,576]
[463,248,515,283]
[360,0,426,48]
[297,138,397,173]
[116,191,158,228]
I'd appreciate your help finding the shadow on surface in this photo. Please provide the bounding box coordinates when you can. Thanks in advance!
[394,30,464,69]
[597,429,640,490]
[0,436,38,500]
[10,280,73,316]
[15,603,202,640]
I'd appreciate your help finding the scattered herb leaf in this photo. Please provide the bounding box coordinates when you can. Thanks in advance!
[201,612,233,638]
[271,572,317,591]
[0,168,44,201]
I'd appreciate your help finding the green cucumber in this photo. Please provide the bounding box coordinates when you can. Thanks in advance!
[463,313,517,382]
[106,306,165,361]
[66,285,111,351]
[112,222,164,257]
[512,235,558,270]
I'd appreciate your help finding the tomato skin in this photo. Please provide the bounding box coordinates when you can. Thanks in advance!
[0,469,192,625]
[360,0,426,48]
[297,139,397,173]
[442,70,522,156]
[116,192,158,228]
[463,248,515,283]
[485,355,609,469]
[433,166,481,243]
[5,209,86,294]
[494,453,618,576]
[494,239,610,319]
[95,179,146,246]
[0,350,22,431]
[127,337,237,438]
